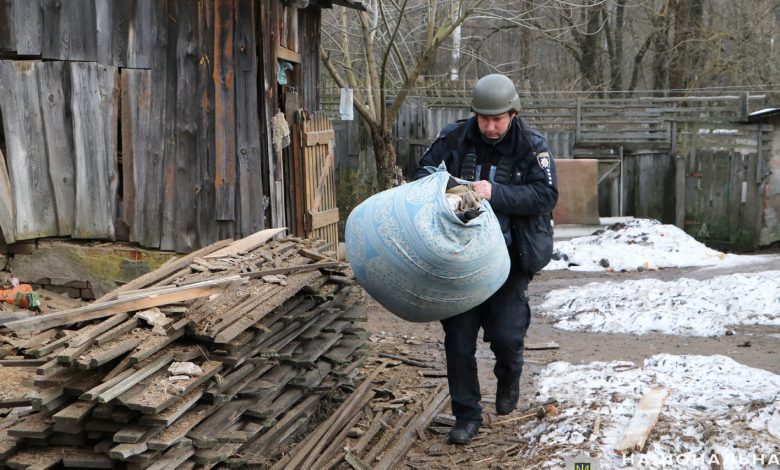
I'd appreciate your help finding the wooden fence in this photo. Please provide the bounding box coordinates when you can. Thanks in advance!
[324,93,766,171]
[325,92,777,248]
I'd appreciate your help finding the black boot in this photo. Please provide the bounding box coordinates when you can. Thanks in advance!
[495,378,519,415]
[448,420,481,444]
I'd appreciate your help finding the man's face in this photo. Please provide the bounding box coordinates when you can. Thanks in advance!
[477,112,512,140]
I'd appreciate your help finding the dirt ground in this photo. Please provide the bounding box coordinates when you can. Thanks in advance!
[357,253,780,468]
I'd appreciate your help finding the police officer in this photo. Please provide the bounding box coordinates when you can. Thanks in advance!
[415,74,558,444]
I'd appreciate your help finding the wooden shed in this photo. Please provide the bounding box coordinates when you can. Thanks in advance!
[0,0,359,254]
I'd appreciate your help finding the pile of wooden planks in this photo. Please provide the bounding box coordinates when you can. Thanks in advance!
[0,229,369,469]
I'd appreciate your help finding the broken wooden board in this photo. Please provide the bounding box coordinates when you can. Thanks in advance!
[614,386,670,455]
[204,228,286,259]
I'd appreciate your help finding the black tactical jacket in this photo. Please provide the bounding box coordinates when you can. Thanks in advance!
[415,115,558,275]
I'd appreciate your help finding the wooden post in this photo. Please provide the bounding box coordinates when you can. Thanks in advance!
[575,98,582,144]
[675,154,686,229]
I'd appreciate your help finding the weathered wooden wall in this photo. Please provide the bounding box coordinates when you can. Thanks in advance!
[0,60,117,241]
[678,123,773,249]
[0,0,326,252]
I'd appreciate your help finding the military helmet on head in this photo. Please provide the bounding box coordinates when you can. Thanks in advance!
[471,74,521,116]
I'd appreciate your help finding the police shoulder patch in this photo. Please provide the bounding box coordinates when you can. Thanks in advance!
[536,151,551,169]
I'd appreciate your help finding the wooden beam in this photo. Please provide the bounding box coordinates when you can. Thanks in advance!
[204,227,286,258]
[243,260,343,278]
[614,386,669,455]
[5,275,245,334]
[307,208,340,231]
[276,45,300,63]
[96,352,175,403]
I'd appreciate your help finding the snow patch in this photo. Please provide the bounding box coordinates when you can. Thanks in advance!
[522,355,780,469]
[539,271,780,336]
[545,219,769,272]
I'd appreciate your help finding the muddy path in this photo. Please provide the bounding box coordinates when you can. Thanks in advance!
[356,254,780,468]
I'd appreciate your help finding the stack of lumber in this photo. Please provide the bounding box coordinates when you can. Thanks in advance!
[264,373,450,470]
[0,229,369,469]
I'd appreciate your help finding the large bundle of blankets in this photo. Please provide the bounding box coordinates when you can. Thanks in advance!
[346,165,510,322]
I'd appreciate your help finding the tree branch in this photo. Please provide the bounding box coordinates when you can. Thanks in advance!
[320,46,377,127]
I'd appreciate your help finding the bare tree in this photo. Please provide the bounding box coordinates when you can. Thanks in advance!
[321,0,486,188]
[320,0,596,187]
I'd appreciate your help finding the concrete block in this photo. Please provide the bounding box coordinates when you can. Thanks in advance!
[553,159,600,225]
[7,241,178,298]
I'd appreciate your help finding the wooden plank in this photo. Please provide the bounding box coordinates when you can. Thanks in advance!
[113,0,133,67]
[0,146,15,243]
[5,275,245,334]
[242,393,320,455]
[135,0,168,247]
[0,0,14,51]
[235,0,265,238]
[69,62,118,239]
[124,362,220,414]
[77,334,146,369]
[214,0,237,221]
[214,270,321,344]
[80,368,136,401]
[28,331,76,358]
[114,424,158,443]
[303,129,334,147]
[95,0,114,65]
[67,312,131,348]
[127,328,185,364]
[188,398,254,447]
[0,60,58,239]
[5,446,63,468]
[614,386,669,455]
[120,69,148,243]
[52,400,96,426]
[146,445,195,470]
[41,0,97,61]
[172,0,199,253]
[12,0,42,55]
[205,228,286,258]
[97,352,175,403]
[146,404,215,450]
[308,208,340,231]
[139,387,203,427]
[194,0,217,247]
[8,411,54,439]
[158,0,179,251]
[0,358,48,367]
[125,0,154,68]
[61,447,114,468]
[196,283,281,338]
[276,45,300,63]
[36,61,76,235]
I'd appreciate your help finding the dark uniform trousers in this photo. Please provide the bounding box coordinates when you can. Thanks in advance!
[440,255,531,423]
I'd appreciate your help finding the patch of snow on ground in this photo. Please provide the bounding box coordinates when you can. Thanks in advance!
[545,219,767,272]
[539,271,780,336]
[522,355,780,469]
